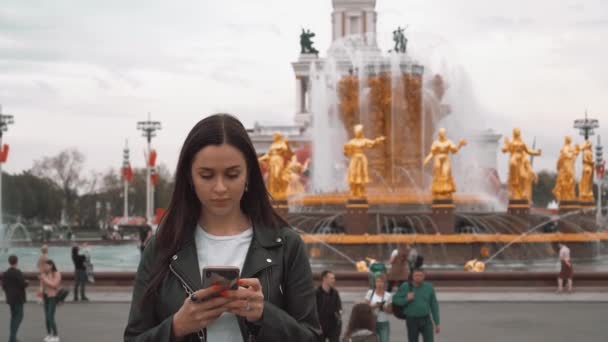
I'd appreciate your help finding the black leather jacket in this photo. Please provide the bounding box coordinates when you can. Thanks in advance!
[124,224,322,342]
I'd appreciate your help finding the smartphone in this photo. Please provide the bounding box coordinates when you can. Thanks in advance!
[201,266,240,298]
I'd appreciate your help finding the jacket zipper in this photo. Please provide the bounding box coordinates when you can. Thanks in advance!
[245,266,273,342]
[169,264,206,342]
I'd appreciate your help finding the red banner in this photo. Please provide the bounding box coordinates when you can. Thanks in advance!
[0,144,9,163]
[148,149,157,167]
[122,165,134,182]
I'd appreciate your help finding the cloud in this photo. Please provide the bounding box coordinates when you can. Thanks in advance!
[0,0,606,178]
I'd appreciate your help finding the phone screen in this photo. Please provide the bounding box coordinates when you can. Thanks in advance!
[201,266,240,296]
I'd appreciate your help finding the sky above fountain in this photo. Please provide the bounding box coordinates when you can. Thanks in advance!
[0,0,606,181]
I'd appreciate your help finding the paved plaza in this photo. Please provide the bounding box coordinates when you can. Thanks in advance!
[1,288,606,342]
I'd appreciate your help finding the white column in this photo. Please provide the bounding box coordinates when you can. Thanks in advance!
[366,10,374,34]
[0,142,3,244]
[345,14,351,36]
[295,78,303,113]
[123,179,129,223]
[304,78,310,113]
[145,143,151,224]
[598,178,603,224]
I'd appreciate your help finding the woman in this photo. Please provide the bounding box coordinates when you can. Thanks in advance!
[553,136,580,202]
[578,140,594,202]
[40,259,62,342]
[71,246,88,301]
[364,274,392,342]
[423,128,466,199]
[257,132,293,198]
[124,114,321,341]
[343,124,385,198]
[343,303,378,342]
[501,128,541,200]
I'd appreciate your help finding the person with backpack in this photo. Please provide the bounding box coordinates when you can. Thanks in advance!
[2,255,29,342]
[40,259,62,342]
[392,268,440,342]
[342,303,378,342]
[364,273,392,342]
[387,245,409,292]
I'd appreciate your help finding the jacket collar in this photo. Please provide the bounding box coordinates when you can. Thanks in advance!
[169,223,283,290]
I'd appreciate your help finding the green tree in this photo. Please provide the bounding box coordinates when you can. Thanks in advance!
[532,170,557,207]
[32,149,87,227]
[2,171,63,223]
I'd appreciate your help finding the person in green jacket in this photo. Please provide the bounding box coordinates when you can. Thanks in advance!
[392,269,440,342]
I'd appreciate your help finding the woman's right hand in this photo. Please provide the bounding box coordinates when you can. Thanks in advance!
[171,285,234,338]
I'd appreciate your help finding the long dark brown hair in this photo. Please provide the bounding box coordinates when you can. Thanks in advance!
[344,303,376,338]
[142,113,286,305]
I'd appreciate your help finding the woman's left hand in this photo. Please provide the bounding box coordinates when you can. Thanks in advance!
[223,278,265,322]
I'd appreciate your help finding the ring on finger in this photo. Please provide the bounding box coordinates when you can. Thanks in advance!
[245,300,251,311]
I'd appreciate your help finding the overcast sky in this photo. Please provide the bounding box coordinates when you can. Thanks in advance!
[0,0,607,180]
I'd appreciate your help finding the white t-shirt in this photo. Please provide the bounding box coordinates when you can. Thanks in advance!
[559,245,571,261]
[195,225,253,342]
[365,289,392,322]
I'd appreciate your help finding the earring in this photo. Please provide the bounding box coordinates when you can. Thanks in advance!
[245,182,249,192]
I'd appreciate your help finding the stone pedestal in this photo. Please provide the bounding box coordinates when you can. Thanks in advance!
[507,199,530,232]
[431,199,455,234]
[272,198,289,220]
[579,200,595,214]
[345,198,370,235]
[558,200,580,232]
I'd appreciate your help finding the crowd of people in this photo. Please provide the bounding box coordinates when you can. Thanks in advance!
[2,243,94,342]
[316,245,440,342]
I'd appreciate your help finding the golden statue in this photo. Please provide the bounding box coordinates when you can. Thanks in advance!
[343,124,385,198]
[578,140,594,202]
[522,153,538,202]
[501,128,542,201]
[553,136,580,202]
[423,128,467,199]
[258,132,293,199]
[286,155,310,196]
[464,259,486,273]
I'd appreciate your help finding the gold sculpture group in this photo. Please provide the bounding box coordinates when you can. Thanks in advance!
[258,126,595,204]
[257,132,310,200]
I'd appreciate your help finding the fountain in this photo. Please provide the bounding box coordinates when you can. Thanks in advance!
[263,14,608,271]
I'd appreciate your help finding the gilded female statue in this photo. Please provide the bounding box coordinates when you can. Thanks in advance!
[501,128,542,201]
[423,128,466,199]
[553,136,580,202]
[578,140,594,202]
[343,124,385,198]
[286,155,310,196]
[258,132,293,199]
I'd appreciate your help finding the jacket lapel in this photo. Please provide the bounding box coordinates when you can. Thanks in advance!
[169,239,202,291]
[241,223,282,278]
[169,224,284,289]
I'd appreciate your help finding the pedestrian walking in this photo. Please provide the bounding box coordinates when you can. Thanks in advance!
[392,269,440,342]
[317,270,343,342]
[2,255,28,342]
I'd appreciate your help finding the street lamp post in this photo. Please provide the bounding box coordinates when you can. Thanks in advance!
[596,135,605,226]
[0,104,14,243]
[573,110,599,140]
[136,114,161,225]
[121,140,132,224]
